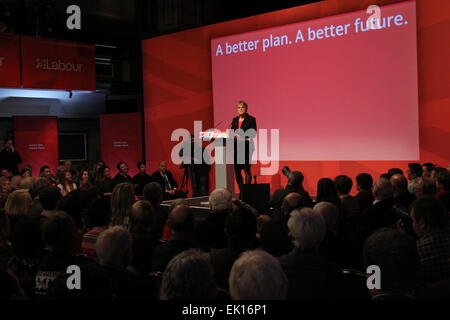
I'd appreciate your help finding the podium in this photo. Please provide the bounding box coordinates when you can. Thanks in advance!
[200,131,235,194]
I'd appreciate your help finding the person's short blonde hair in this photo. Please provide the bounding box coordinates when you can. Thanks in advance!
[236,100,248,109]
[5,189,32,216]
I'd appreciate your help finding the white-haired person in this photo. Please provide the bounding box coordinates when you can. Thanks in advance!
[194,188,232,249]
[278,208,343,299]
[229,249,287,300]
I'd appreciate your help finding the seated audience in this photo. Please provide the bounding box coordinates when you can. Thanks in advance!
[96,226,153,299]
[390,173,416,212]
[132,161,153,197]
[363,228,419,300]
[355,173,374,213]
[270,170,313,216]
[411,197,450,283]
[57,170,77,196]
[151,161,184,200]
[412,177,437,198]
[195,188,232,249]
[435,170,450,211]
[81,198,111,258]
[315,178,341,208]
[143,182,167,240]
[129,200,159,277]
[152,204,198,272]
[407,163,423,194]
[114,161,133,185]
[229,249,287,300]
[40,165,57,186]
[422,162,435,179]
[4,189,32,235]
[94,165,115,196]
[160,249,216,300]
[110,182,135,229]
[78,168,92,190]
[334,175,361,236]
[57,160,78,182]
[278,208,343,299]
[29,178,50,215]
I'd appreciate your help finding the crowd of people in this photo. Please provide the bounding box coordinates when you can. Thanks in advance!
[0,146,449,300]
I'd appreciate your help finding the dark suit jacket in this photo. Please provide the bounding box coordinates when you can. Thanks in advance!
[278,248,344,300]
[356,191,374,213]
[230,114,257,164]
[0,149,22,175]
[270,185,314,217]
[114,173,133,186]
[194,209,230,249]
[132,173,153,196]
[151,170,178,191]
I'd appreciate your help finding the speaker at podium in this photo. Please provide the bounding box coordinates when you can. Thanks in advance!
[240,183,270,214]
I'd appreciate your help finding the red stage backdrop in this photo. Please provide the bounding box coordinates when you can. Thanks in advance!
[0,34,21,88]
[14,116,59,176]
[21,37,96,91]
[100,113,143,177]
[142,0,450,195]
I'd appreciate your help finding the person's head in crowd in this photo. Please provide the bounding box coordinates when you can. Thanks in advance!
[314,201,339,236]
[225,206,257,246]
[387,168,404,179]
[116,161,129,175]
[363,228,418,298]
[288,208,325,250]
[411,197,448,237]
[287,171,305,190]
[143,182,163,206]
[316,178,340,206]
[209,188,232,213]
[160,249,216,300]
[30,177,51,199]
[96,226,132,270]
[356,173,373,192]
[18,177,34,190]
[58,189,85,229]
[406,163,423,182]
[372,177,393,201]
[39,186,62,212]
[422,163,435,179]
[390,174,408,197]
[4,139,14,152]
[229,250,287,300]
[158,161,168,173]
[20,167,32,178]
[5,189,32,216]
[167,204,195,236]
[87,198,111,229]
[280,192,306,218]
[93,160,104,176]
[168,198,188,215]
[436,170,450,192]
[110,182,135,226]
[137,161,147,175]
[63,160,73,171]
[40,165,52,178]
[0,176,11,193]
[0,168,11,178]
[412,177,436,198]
[334,175,353,197]
[96,165,111,181]
[42,211,77,254]
[256,214,272,240]
[431,166,448,183]
[129,200,154,236]
[79,169,90,184]
[11,213,45,261]
[61,169,74,185]
[0,209,10,245]
[380,173,390,180]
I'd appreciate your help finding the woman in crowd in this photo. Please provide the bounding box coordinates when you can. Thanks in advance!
[4,189,32,235]
[78,168,92,190]
[110,182,135,229]
[57,170,77,197]
[92,160,105,181]
[316,178,341,208]
[94,165,115,196]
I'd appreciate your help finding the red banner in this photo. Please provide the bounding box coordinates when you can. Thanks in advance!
[21,37,96,91]
[100,113,143,177]
[0,34,21,88]
[14,116,59,177]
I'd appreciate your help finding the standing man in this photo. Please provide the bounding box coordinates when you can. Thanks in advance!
[230,101,257,193]
[0,139,22,176]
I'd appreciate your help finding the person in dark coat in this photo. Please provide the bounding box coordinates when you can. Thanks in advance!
[0,140,22,176]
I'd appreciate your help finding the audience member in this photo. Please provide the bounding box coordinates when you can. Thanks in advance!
[4,189,32,235]
[143,182,167,240]
[132,161,153,197]
[78,168,92,190]
[57,170,78,196]
[18,177,34,191]
[40,165,57,186]
[363,228,418,300]
[29,178,50,215]
[422,163,435,179]
[81,198,111,258]
[39,187,62,217]
[0,176,11,208]
[229,250,287,300]
[152,161,183,200]
[407,163,423,194]
[0,140,22,175]
[435,170,450,211]
[316,178,341,208]
[110,182,135,228]
[411,197,450,283]
[390,174,416,212]
[278,208,343,299]
[334,175,361,236]
[57,160,78,183]
[355,173,374,213]
[114,161,133,185]
[94,165,115,196]
[412,177,437,198]
[160,249,216,300]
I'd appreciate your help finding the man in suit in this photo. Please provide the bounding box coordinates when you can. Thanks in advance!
[151,161,183,200]
[230,101,257,193]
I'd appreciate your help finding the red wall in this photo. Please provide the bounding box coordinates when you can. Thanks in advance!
[142,0,450,195]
